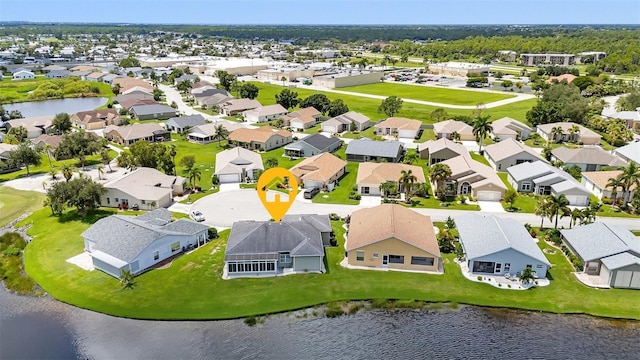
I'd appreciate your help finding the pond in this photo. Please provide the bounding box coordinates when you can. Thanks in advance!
[2,97,108,117]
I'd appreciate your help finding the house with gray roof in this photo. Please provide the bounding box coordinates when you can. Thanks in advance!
[455,214,550,278]
[223,216,328,278]
[614,141,640,164]
[283,134,342,158]
[346,139,404,163]
[164,114,207,134]
[130,104,178,120]
[45,69,71,79]
[214,147,264,183]
[173,74,198,85]
[101,167,186,210]
[561,222,640,289]
[82,209,209,278]
[483,138,544,171]
[506,160,591,206]
[551,146,627,171]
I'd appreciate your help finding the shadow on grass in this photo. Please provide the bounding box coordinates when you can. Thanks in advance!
[56,209,114,224]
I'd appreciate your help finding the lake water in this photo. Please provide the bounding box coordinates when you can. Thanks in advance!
[2,97,108,117]
[1,288,640,360]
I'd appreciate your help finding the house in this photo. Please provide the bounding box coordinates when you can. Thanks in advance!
[282,107,322,131]
[227,126,292,151]
[0,143,19,173]
[12,70,35,80]
[32,134,64,159]
[102,167,186,209]
[536,122,601,145]
[551,147,627,171]
[82,209,209,278]
[187,121,244,144]
[283,134,342,158]
[117,97,158,111]
[320,111,371,133]
[71,109,122,130]
[437,153,507,201]
[130,104,178,121]
[199,93,234,108]
[418,137,467,165]
[86,72,106,82]
[69,70,92,81]
[456,214,550,277]
[173,74,198,85]
[243,104,288,123]
[290,153,347,191]
[374,117,421,139]
[224,218,326,278]
[163,114,207,134]
[45,70,70,79]
[104,123,170,146]
[561,222,640,289]
[122,86,153,96]
[581,170,636,201]
[69,65,98,72]
[607,107,640,130]
[42,64,67,73]
[113,78,153,93]
[483,138,544,171]
[432,120,475,140]
[613,141,640,164]
[100,73,122,85]
[214,147,264,183]
[356,162,426,196]
[282,214,334,246]
[506,160,591,205]
[346,204,443,273]
[346,139,404,163]
[491,117,532,140]
[5,116,55,139]
[219,99,261,116]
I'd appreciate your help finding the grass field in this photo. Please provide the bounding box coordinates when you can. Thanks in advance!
[0,77,115,104]
[0,187,45,227]
[22,207,640,320]
[339,82,515,106]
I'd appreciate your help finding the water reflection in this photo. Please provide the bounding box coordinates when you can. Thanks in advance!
[3,97,108,118]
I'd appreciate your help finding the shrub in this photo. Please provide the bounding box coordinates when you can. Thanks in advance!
[207,228,218,239]
[3,247,21,256]
[244,316,257,326]
[601,197,613,205]
[329,213,341,221]
[477,275,482,281]
[325,304,344,318]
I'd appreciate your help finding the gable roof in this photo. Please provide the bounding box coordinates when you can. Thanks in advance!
[103,167,185,201]
[614,141,640,164]
[551,147,627,167]
[536,122,601,140]
[346,204,440,257]
[188,121,244,137]
[507,160,554,182]
[441,153,507,191]
[561,222,640,262]
[346,139,403,158]
[299,134,342,151]
[417,137,467,155]
[282,214,332,233]
[164,114,207,129]
[581,170,633,191]
[220,98,261,112]
[290,153,347,183]
[131,104,177,116]
[244,104,287,117]
[491,117,532,136]
[455,213,550,265]
[545,74,577,84]
[609,110,640,122]
[432,120,474,135]
[375,117,421,131]
[32,134,64,149]
[356,162,426,185]
[323,111,370,126]
[228,126,291,144]
[74,109,120,125]
[104,122,165,141]
[484,138,543,162]
[215,147,264,175]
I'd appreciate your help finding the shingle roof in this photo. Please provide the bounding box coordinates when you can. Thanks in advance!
[455,214,550,265]
[375,117,421,131]
[561,222,640,262]
[228,126,291,144]
[440,153,507,191]
[131,104,177,116]
[282,214,332,233]
[551,147,627,167]
[491,117,531,136]
[221,98,261,112]
[484,138,542,162]
[323,111,370,126]
[432,120,474,136]
[356,162,426,185]
[104,122,165,141]
[601,252,640,270]
[74,109,120,125]
[164,114,207,129]
[103,167,185,201]
[536,122,601,140]
[346,139,403,158]
[244,104,287,117]
[609,111,640,121]
[290,153,347,183]
[614,141,640,164]
[346,204,440,257]
[215,147,264,175]
[417,137,467,155]
[299,134,342,151]
[188,121,244,137]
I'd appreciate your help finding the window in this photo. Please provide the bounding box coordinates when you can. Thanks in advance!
[526,264,532,269]
[171,242,180,252]
[388,255,404,264]
[498,164,502,170]
[362,187,370,194]
[106,197,110,204]
[411,256,434,266]
[356,251,365,261]
[279,253,291,264]
[267,262,275,271]
[373,253,379,259]
[115,198,119,203]
[536,264,543,269]
[153,251,159,261]
[142,200,146,205]
[504,263,511,273]
[521,182,531,191]
[229,263,237,273]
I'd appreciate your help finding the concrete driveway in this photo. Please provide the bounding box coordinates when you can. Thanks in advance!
[477,201,506,213]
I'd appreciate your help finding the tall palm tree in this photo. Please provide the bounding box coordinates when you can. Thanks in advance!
[569,208,584,229]
[534,196,550,229]
[430,163,452,193]
[472,114,493,153]
[551,126,564,143]
[606,176,624,207]
[379,181,396,200]
[188,167,202,190]
[616,161,640,209]
[60,163,75,182]
[547,194,571,229]
[399,169,417,202]
[568,124,581,142]
[213,124,230,147]
[403,152,419,165]
[169,144,177,175]
[97,165,104,180]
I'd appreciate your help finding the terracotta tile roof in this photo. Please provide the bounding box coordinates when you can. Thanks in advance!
[346,204,440,257]
[228,126,291,144]
[551,147,628,167]
[104,123,164,141]
[74,109,120,124]
[290,153,347,183]
[545,74,577,84]
[375,117,422,131]
[432,120,474,136]
[582,170,636,191]
[356,162,425,185]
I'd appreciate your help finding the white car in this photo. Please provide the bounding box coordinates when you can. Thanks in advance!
[190,210,205,222]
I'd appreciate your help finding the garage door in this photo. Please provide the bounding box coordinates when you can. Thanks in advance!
[218,173,240,183]
[477,191,502,201]
[323,126,336,134]
[565,195,589,206]
[613,270,640,288]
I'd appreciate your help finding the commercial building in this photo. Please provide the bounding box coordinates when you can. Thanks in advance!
[312,71,383,88]
[428,62,489,77]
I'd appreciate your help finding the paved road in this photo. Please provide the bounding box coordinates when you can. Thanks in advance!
[184,189,640,231]
[158,84,223,121]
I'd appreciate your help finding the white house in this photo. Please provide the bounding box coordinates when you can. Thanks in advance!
[214,147,264,183]
[12,70,35,80]
[242,104,288,123]
[101,167,186,210]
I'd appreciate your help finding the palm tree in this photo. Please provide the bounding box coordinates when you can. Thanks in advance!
[547,194,571,229]
[606,176,624,207]
[569,208,584,229]
[265,157,279,169]
[616,161,640,209]
[49,167,58,180]
[568,124,581,142]
[534,197,550,229]
[399,169,417,202]
[430,163,452,193]
[551,126,564,143]
[169,144,177,175]
[213,124,230,147]
[403,152,419,165]
[379,181,396,200]
[188,167,202,190]
[472,114,493,153]
[100,149,113,173]
[60,163,75,182]
[42,143,54,170]
[451,131,461,141]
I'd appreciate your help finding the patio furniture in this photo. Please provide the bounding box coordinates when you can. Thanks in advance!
[505,273,511,279]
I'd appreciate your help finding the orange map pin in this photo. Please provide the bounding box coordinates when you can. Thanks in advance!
[256,167,298,222]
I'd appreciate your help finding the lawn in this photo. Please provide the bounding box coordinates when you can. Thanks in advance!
[406,196,480,211]
[22,207,640,320]
[169,133,226,190]
[497,173,539,213]
[260,147,303,170]
[469,152,490,166]
[250,82,536,124]
[312,161,359,205]
[414,129,436,143]
[339,82,516,106]
[0,187,45,227]
[0,77,115,104]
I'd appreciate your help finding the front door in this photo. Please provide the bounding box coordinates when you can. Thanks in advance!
[382,255,389,268]
[494,263,502,274]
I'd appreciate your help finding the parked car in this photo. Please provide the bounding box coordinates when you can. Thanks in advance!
[303,187,320,199]
[190,210,205,222]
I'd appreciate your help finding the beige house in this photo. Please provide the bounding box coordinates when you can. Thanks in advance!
[102,167,186,210]
[437,153,507,201]
[356,162,426,196]
[219,98,261,116]
[581,170,636,201]
[432,120,475,141]
[227,126,292,151]
[71,109,122,130]
[320,111,371,133]
[282,107,322,131]
[491,117,532,141]
[215,147,264,183]
[187,121,244,144]
[536,122,601,145]
[374,117,422,139]
[5,116,54,139]
[346,204,442,273]
[103,123,170,146]
[418,137,468,165]
[290,153,347,191]
[243,104,288,123]
[483,138,544,171]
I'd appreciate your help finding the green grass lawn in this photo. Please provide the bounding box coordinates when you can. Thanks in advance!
[497,173,539,213]
[0,77,114,104]
[407,196,480,211]
[470,152,490,166]
[22,207,640,320]
[340,82,516,106]
[260,147,304,170]
[250,82,536,124]
[169,134,226,190]
[312,161,359,205]
[0,187,45,227]
[414,129,436,143]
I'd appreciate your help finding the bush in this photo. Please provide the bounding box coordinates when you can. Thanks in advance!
[477,275,482,281]
[602,197,613,205]
[244,316,257,326]
[325,304,345,318]
[3,247,21,256]
[207,228,218,239]
[328,213,341,221]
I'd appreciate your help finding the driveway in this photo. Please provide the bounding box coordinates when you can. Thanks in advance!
[477,201,506,213]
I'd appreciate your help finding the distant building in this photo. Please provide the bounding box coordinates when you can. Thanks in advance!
[312,70,383,88]
[428,62,489,77]
[497,50,517,62]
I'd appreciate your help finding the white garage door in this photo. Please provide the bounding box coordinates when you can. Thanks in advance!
[477,191,502,201]
[614,271,633,288]
[323,125,337,134]
[565,195,589,206]
[218,173,240,183]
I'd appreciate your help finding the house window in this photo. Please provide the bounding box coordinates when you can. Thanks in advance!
[106,198,110,204]
[498,164,502,170]
[356,251,365,261]
[171,242,180,252]
[521,182,531,191]
[373,253,379,259]
[279,253,291,264]
[504,263,511,273]
[267,262,275,271]
[388,255,404,264]
[153,251,159,261]
[142,200,146,205]
[361,187,370,194]
[411,256,434,266]
[536,264,543,269]
[526,264,532,269]
[115,198,119,203]
[228,263,237,272]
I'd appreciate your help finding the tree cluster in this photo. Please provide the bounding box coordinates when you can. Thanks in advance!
[46,176,105,216]
[117,140,175,175]
[526,83,592,126]
[54,131,102,168]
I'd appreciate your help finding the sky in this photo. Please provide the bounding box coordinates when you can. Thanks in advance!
[0,0,639,25]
